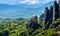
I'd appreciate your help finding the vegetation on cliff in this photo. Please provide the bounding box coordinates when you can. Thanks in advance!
[0,18,60,36]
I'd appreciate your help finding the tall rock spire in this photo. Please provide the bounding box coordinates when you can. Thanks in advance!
[49,5,53,24]
[53,0,59,22]
[44,7,49,24]
[58,0,60,17]
[44,7,50,29]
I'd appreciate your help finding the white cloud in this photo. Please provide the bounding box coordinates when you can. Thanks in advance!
[0,0,40,5]
[39,0,54,4]
[0,0,55,5]
[19,0,39,4]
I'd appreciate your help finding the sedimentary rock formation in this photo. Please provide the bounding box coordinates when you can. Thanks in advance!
[44,7,49,24]
[58,0,60,17]
[26,15,41,30]
[40,0,60,29]
[53,0,59,22]
[49,5,53,24]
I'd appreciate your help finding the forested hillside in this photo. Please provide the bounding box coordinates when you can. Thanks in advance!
[0,18,60,36]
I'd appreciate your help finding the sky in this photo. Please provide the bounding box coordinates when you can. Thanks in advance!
[0,0,58,18]
[0,0,55,5]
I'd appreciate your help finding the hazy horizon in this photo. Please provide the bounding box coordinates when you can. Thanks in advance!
[0,0,58,18]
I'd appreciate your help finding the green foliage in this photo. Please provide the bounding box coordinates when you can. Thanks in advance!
[36,29,57,36]
[56,18,60,23]
[56,25,60,31]
[0,18,60,36]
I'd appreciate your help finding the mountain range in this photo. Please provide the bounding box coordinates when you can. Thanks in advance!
[0,1,54,18]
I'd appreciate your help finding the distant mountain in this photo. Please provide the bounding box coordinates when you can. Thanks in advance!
[0,1,54,18]
[0,17,25,23]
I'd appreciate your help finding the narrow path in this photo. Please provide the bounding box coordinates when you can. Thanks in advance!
[57,31,60,36]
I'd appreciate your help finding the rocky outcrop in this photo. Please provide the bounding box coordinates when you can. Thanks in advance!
[49,5,53,24]
[40,13,45,21]
[40,0,60,29]
[53,0,59,21]
[58,0,60,17]
[44,7,49,24]
[26,15,41,30]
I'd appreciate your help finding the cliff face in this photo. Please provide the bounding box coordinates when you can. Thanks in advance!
[59,0,60,17]
[53,1,59,21]
[40,0,60,29]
